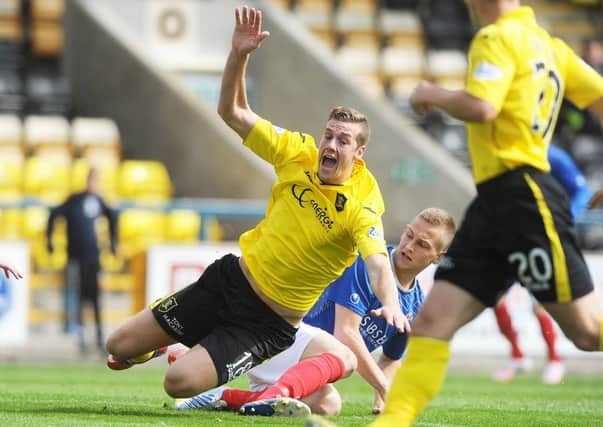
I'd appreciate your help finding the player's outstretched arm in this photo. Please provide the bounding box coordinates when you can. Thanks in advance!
[217,6,269,139]
[364,253,409,333]
[410,80,497,122]
[0,263,22,279]
[332,305,390,406]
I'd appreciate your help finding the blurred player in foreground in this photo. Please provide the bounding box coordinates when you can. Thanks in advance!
[173,208,455,417]
[492,144,593,384]
[307,1,603,427]
[104,5,407,407]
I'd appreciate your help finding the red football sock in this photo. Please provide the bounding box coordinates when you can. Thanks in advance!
[254,352,346,401]
[536,311,561,362]
[494,302,524,359]
[222,388,263,410]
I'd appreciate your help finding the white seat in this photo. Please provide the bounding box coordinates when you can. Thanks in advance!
[381,45,425,77]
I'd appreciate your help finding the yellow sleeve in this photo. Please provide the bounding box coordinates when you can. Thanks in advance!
[243,118,313,168]
[465,28,515,112]
[353,208,387,260]
[558,40,603,109]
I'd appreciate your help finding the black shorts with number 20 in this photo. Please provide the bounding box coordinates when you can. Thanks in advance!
[435,166,593,307]
[151,254,297,385]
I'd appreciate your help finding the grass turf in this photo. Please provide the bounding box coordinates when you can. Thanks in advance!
[1,364,602,426]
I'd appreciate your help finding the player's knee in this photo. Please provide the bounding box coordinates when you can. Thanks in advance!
[164,368,199,398]
[569,330,600,351]
[312,393,342,416]
[308,385,342,416]
[105,331,126,357]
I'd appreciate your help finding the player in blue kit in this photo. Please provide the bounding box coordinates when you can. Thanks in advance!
[172,208,456,416]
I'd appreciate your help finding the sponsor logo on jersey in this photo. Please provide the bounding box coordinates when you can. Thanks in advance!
[474,62,503,80]
[368,226,382,240]
[349,292,360,304]
[158,296,178,313]
[291,184,334,231]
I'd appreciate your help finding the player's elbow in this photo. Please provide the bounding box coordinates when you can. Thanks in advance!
[471,102,498,123]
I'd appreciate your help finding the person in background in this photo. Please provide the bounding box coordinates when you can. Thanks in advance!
[492,144,592,384]
[173,208,455,417]
[47,168,117,354]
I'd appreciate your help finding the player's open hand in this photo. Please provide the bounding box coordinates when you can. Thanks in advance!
[232,6,270,56]
[410,81,434,115]
[370,306,410,333]
[0,263,22,280]
[588,189,603,209]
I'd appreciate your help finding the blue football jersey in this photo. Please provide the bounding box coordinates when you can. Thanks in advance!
[548,144,592,220]
[304,246,424,360]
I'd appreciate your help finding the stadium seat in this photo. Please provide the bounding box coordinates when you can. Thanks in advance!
[381,45,425,79]
[334,0,378,35]
[0,160,22,202]
[0,114,24,165]
[30,0,65,57]
[389,75,423,99]
[117,160,173,204]
[353,73,385,98]
[265,0,291,9]
[309,28,338,50]
[0,207,21,239]
[22,205,67,271]
[23,155,70,204]
[165,209,201,242]
[426,49,467,85]
[71,117,121,168]
[378,9,424,47]
[118,209,166,257]
[335,46,380,75]
[294,0,334,32]
[23,115,71,165]
[0,0,21,42]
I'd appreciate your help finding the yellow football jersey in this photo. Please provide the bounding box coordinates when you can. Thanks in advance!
[239,118,387,312]
[465,6,603,184]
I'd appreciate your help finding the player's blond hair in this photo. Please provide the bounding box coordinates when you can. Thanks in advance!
[416,207,456,250]
[328,106,370,147]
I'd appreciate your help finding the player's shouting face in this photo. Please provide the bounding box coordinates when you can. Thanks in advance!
[317,120,366,185]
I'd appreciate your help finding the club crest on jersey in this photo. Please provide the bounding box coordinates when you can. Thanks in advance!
[335,193,347,212]
[349,293,360,305]
[368,226,382,240]
[158,296,178,313]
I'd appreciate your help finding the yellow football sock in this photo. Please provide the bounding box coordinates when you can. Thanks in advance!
[369,336,450,427]
[599,316,603,351]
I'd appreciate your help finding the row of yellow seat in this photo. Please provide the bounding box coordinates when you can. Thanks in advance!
[0,157,173,205]
[0,206,204,272]
[0,0,65,57]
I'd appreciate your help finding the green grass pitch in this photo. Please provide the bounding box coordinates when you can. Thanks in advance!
[1,364,602,426]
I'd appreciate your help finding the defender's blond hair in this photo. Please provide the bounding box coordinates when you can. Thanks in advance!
[416,207,456,250]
